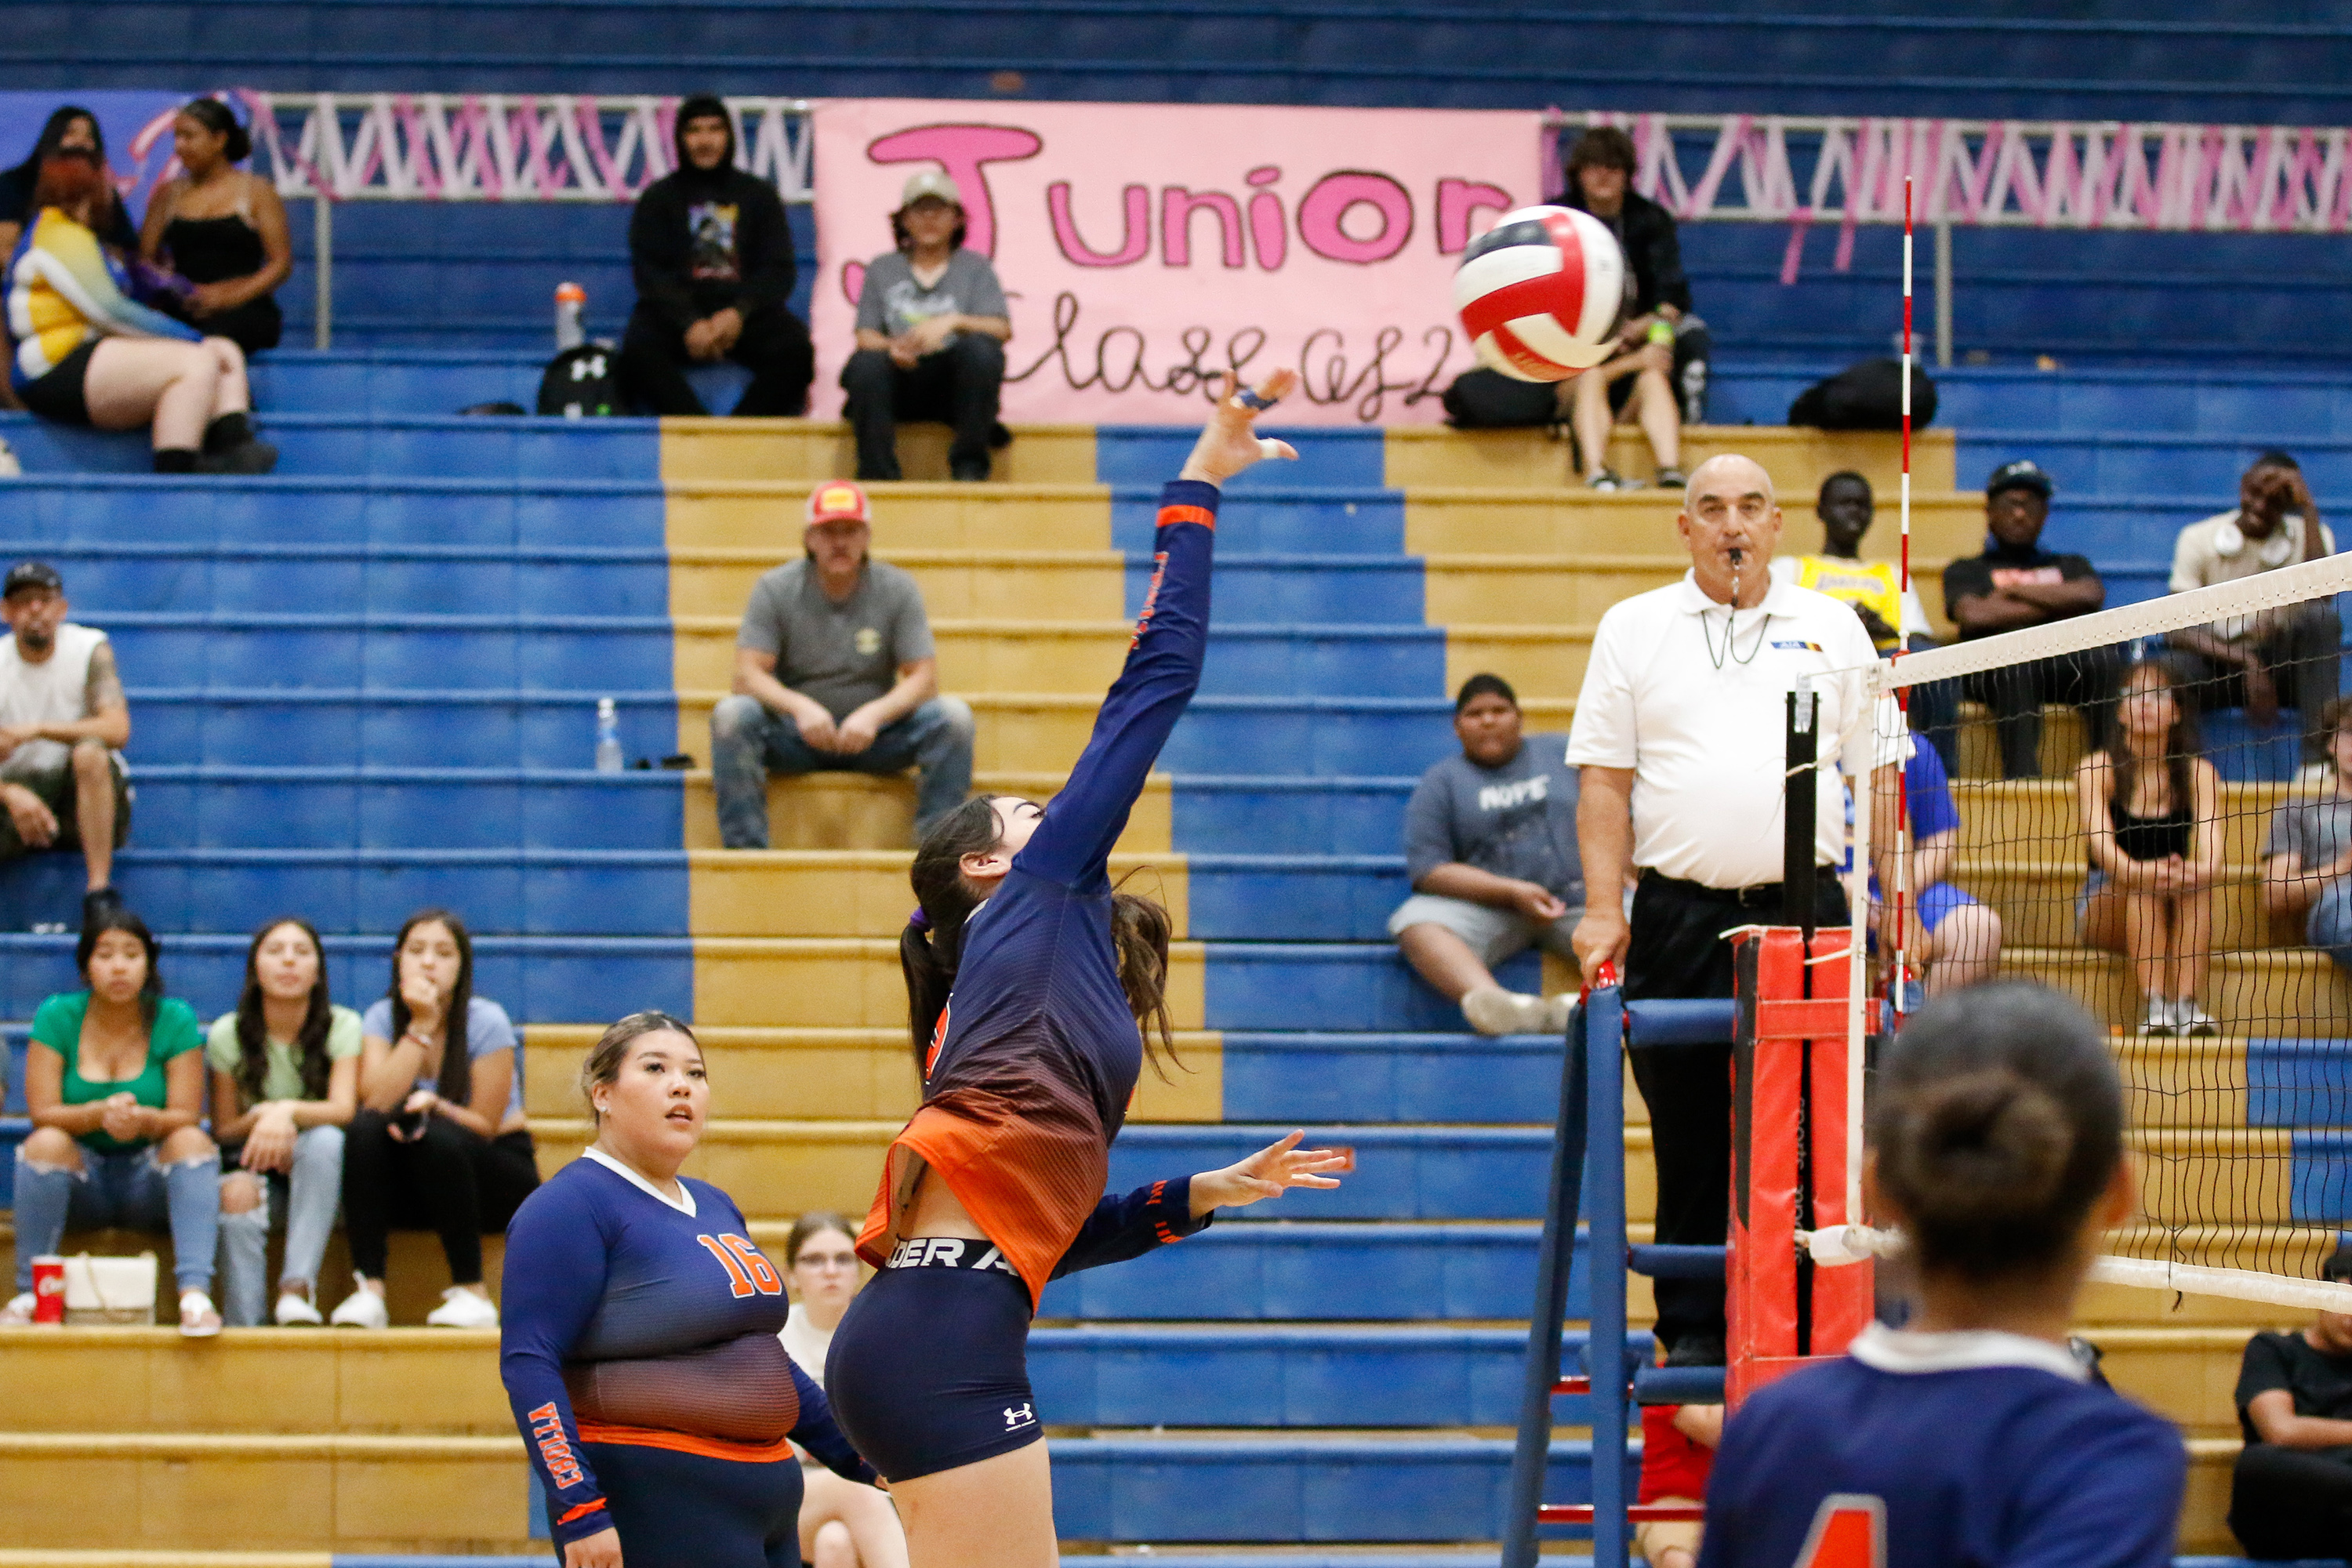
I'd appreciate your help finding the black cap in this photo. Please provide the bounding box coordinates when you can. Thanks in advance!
[3,561,62,597]
[1985,459,2053,502]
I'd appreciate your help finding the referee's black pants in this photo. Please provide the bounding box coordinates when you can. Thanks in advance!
[2230,1440,2352,1559]
[1623,868,1846,1354]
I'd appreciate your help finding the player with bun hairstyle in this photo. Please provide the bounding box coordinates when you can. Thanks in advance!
[828,371,1350,1568]
[1696,982,2187,1568]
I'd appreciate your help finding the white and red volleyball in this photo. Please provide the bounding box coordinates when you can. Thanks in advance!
[1452,205,1628,382]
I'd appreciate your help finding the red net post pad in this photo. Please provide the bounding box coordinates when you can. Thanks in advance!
[1729,927,1875,1408]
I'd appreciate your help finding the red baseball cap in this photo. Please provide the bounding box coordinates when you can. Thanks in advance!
[806,481,870,526]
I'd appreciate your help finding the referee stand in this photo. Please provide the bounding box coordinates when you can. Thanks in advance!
[1503,691,1882,1567]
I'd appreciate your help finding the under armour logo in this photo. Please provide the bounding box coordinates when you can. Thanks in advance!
[1004,1403,1035,1429]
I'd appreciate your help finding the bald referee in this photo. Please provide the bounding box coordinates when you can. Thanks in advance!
[1567,453,1905,1367]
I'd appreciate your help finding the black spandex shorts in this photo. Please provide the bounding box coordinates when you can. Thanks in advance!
[16,338,96,425]
[570,1439,804,1568]
[823,1240,1041,1483]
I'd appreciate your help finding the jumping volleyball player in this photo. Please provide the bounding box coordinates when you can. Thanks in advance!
[826,368,1349,1567]
[1696,982,2186,1567]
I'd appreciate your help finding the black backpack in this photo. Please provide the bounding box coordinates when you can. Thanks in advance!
[1440,367,1562,430]
[1787,358,1938,431]
[537,345,622,418]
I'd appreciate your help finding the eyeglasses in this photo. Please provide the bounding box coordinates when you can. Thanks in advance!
[797,1251,858,1272]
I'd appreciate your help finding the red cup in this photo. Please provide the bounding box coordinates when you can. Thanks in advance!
[30,1256,65,1324]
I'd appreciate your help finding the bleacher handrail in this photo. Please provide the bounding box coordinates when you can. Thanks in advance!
[243,92,814,203]
[1546,110,2352,236]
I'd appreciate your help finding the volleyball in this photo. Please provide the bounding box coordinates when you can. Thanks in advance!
[1452,205,1628,382]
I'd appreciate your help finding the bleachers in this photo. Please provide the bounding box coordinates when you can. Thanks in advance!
[0,335,2345,1562]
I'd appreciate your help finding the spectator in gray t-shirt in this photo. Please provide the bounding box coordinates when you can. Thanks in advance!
[840,169,1014,484]
[708,481,974,847]
[2263,695,2352,975]
[1389,673,1585,1036]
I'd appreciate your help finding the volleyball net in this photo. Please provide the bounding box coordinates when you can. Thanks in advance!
[1846,551,2352,1312]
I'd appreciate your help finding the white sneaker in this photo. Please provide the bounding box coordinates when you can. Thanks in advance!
[2179,1000,2219,1036]
[425,1287,499,1329]
[1462,989,1573,1036]
[274,1288,325,1327]
[2139,997,2176,1037]
[0,1291,37,1326]
[328,1273,390,1329]
[179,1290,223,1338]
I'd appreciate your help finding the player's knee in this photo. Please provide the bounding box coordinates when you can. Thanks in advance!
[220,1173,263,1214]
[159,1126,216,1164]
[810,1520,856,1568]
[70,739,108,778]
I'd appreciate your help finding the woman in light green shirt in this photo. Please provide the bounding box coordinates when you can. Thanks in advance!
[207,918,359,1327]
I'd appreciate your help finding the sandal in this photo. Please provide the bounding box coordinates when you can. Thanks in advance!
[179,1290,223,1338]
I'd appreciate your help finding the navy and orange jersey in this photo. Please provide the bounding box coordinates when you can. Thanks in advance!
[860,477,1221,1305]
[1696,1324,2184,1568]
[501,1153,878,1548]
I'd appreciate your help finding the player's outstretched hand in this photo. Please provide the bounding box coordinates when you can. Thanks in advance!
[1189,1128,1347,1218]
[1178,368,1301,486]
[562,1526,622,1568]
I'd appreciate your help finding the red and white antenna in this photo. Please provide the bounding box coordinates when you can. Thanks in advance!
[1892,176,1915,1018]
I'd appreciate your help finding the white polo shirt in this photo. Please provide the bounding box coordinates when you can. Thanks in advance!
[1566,572,1906,890]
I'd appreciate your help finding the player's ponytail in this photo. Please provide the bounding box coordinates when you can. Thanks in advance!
[903,797,1005,1066]
[1870,981,2124,1283]
[903,796,1181,1077]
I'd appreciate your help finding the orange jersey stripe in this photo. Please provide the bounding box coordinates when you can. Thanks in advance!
[556,1501,609,1526]
[575,1421,800,1464]
[1157,503,1216,531]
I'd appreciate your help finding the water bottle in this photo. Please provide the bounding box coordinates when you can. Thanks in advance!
[594,697,623,772]
[555,282,587,351]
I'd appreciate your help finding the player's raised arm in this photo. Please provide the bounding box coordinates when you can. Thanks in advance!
[1014,370,1299,891]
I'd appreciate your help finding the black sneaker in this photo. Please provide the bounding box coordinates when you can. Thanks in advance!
[1662,1332,1726,1368]
[1655,466,1688,488]
[950,457,991,482]
[81,887,123,929]
[198,439,279,476]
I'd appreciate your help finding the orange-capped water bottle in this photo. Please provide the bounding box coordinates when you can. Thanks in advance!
[554,282,587,351]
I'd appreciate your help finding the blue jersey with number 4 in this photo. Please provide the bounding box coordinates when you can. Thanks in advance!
[1697,1325,2184,1568]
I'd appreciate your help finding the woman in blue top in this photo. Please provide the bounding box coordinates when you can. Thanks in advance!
[1697,982,2186,1568]
[3,908,222,1334]
[831,372,1349,1568]
[333,908,539,1330]
[503,1011,882,1568]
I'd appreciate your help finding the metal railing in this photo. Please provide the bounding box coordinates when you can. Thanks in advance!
[239,93,813,347]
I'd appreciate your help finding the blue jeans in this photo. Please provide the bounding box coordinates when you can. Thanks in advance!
[14,1142,220,1294]
[217,1123,346,1326]
[710,693,975,848]
[2310,880,2352,975]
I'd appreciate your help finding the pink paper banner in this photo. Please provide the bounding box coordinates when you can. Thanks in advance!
[810,99,1543,426]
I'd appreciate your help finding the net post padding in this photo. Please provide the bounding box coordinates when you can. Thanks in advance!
[1729,928,1875,1409]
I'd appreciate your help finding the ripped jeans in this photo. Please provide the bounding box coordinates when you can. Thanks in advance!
[216,1124,345,1326]
[13,1143,220,1294]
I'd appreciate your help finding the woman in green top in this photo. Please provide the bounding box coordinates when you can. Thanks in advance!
[4,908,221,1335]
[209,918,360,1327]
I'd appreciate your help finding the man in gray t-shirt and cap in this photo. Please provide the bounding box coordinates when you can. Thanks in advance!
[710,481,975,846]
[1388,673,1584,1036]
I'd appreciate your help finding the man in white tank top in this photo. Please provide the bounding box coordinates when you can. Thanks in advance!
[0,562,130,924]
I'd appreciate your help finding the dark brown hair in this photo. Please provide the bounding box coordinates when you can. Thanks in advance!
[901,795,1177,1076]
[232,918,333,1106]
[76,905,162,1031]
[387,909,476,1107]
[2103,657,2200,829]
[1871,981,2124,1282]
[579,1010,699,1123]
[786,1210,858,1267]
[1566,125,1638,176]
